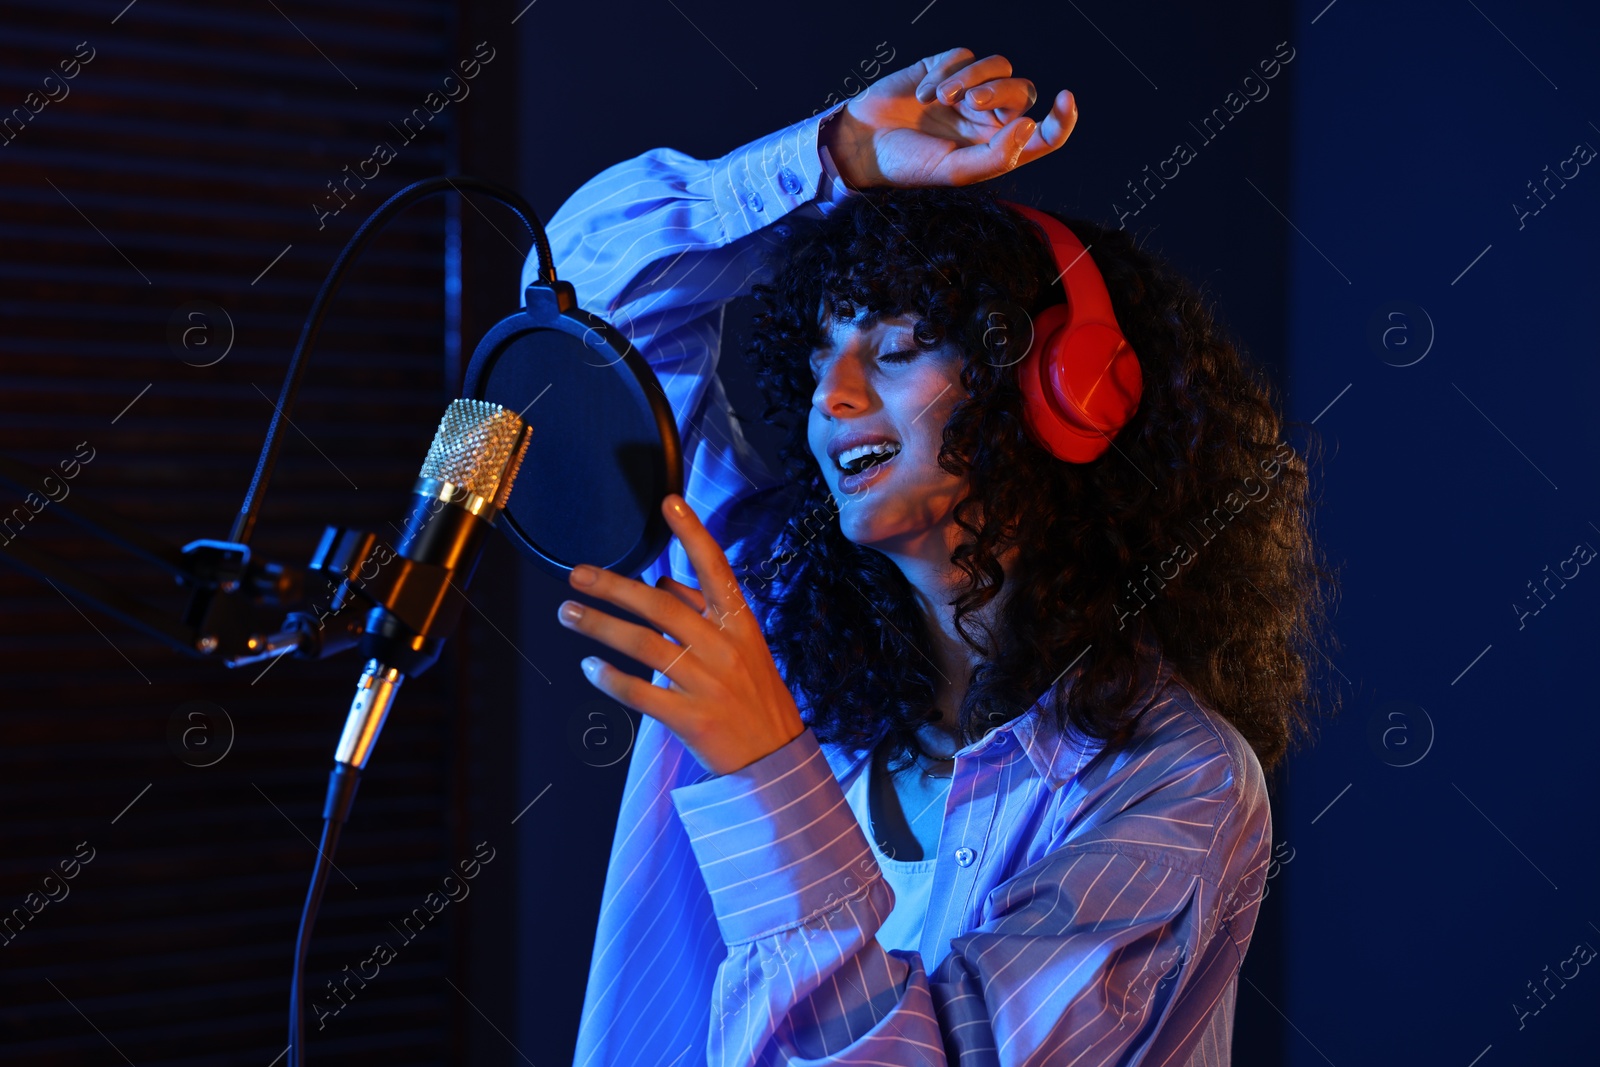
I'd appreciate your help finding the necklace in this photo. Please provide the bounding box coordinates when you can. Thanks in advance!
[919,751,955,780]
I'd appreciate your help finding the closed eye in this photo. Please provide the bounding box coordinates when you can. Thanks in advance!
[809,347,921,378]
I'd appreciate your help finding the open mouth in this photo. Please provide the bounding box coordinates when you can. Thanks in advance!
[835,441,902,491]
[837,441,902,476]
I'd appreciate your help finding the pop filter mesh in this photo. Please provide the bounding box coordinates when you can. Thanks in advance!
[476,328,664,573]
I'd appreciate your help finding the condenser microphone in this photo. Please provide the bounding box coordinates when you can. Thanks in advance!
[291,398,531,1067]
[331,397,531,775]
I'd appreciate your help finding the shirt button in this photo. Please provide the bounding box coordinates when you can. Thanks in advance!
[743,187,764,213]
[776,167,803,196]
[954,847,976,867]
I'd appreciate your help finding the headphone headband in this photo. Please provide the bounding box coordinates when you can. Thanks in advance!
[998,200,1144,463]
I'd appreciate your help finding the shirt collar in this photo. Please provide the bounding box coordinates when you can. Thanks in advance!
[819,633,1170,792]
[1014,635,1170,790]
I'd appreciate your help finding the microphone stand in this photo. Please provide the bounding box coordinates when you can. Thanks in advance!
[0,176,558,1067]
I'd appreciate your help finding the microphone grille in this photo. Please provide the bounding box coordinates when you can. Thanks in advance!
[420,399,531,510]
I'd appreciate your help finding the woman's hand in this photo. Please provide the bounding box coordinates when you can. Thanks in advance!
[820,46,1078,189]
[556,494,806,776]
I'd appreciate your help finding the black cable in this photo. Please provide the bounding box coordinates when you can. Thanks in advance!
[288,762,363,1067]
[287,816,341,1067]
[230,176,553,546]
[268,177,545,1065]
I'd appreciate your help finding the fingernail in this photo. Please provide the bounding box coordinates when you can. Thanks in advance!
[667,495,686,517]
[969,86,993,106]
[940,82,962,104]
[581,656,601,678]
[559,601,584,623]
[571,564,598,586]
[1018,118,1037,138]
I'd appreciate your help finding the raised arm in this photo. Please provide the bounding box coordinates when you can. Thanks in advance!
[519,103,857,587]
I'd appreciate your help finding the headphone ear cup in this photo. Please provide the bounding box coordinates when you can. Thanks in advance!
[1019,306,1143,463]
[1049,323,1143,436]
[1017,302,1075,461]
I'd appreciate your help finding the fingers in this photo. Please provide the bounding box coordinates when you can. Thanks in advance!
[923,53,1015,107]
[577,654,689,723]
[558,595,718,692]
[936,115,1038,186]
[957,76,1039,125]
[565,560,721,659]
[1014,89,1079,168]
[656,573,708,614]
[660,494,749,621]
[913,47,978,104]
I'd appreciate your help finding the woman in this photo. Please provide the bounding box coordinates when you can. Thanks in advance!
[539,46,1332,1066]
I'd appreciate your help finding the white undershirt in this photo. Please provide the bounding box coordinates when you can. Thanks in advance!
[842,757,938,956]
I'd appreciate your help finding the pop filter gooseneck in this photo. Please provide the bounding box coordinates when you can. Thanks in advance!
[232,177,549,548]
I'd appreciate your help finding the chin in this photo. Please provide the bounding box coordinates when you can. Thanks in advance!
[829,481,892,545]
[836,510,884,547]
[832,481,961,554]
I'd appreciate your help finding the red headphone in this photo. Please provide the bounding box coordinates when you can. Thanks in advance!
[998,201,1143,463]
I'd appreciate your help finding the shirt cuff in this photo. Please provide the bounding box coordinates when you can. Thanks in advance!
[670,728,881,945]
[709,101,859,242]
[815,101,861,214]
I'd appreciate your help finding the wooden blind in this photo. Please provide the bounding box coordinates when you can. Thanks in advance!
[0,1,493,1062]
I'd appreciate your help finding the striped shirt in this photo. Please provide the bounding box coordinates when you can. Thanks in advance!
[524,103,1274,1067]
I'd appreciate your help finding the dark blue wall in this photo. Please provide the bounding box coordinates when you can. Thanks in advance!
[1279,1,1599,1064]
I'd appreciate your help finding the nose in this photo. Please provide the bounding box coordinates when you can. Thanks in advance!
[811,352,874,421]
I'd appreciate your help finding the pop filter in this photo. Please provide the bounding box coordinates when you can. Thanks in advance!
[460,279,682,581]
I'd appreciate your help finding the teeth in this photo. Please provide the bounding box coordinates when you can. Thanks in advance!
[838,441,901,473]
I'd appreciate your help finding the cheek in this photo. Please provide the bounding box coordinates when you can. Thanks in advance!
[808,419,840,481]
[897,382,964,454]
[807,412,828,465]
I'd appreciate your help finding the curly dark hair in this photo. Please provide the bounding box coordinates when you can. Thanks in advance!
[732,184,1337,779]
